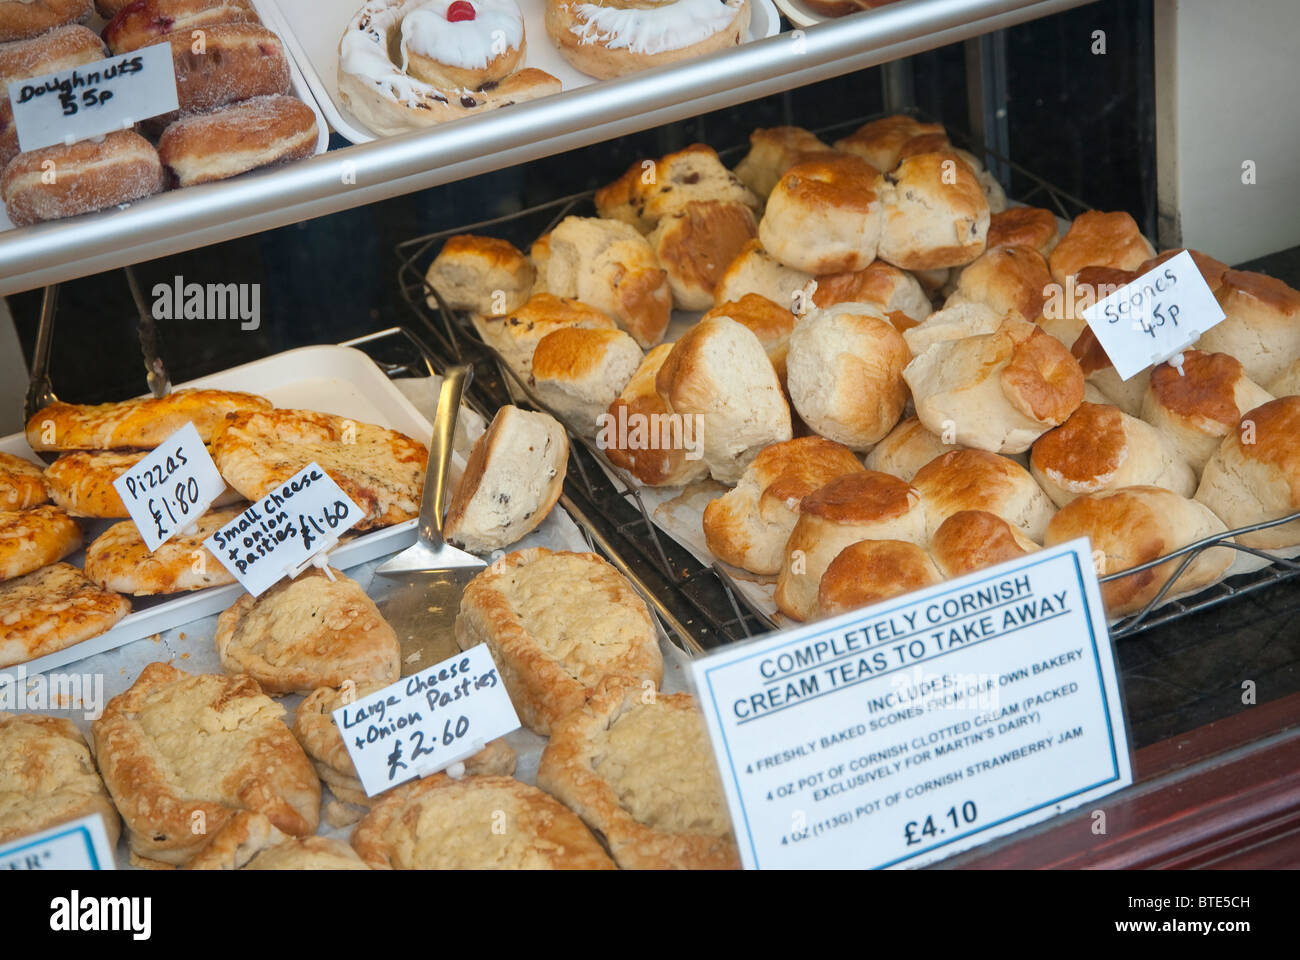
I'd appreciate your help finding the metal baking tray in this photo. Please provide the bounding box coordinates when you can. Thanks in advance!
[0,0,1099,295]
[394,115,1300,648]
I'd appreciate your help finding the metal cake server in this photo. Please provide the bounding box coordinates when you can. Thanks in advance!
[374,364,485,675]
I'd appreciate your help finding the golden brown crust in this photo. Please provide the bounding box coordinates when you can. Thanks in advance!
[702,293,794,379]
[1148,349,1249,428]
[352,774,615,869]
[531,326,632,381]
[168,23,290,113]
[158,94,317,186]
[91,661,320,865]
[1228,397,1300,506]
[209,409,427,531]
[817,539,940,616]
[214,567,400,696]
[104,0,259,53]
[1028,401,1125,486]
[733,125,834,198]
[43,450,143,518]
[987,206,1060,255]
[953,244,1053,322]
[183,810,369,870]
[800,471,915,525]
[0,505,81,582]
[1070,324,1114,375]
[454,547,663,735]
[1048,210,1154,285]
[875,151,990,270]
[834,114,945,171]
[537,675,740,870]
[1216,268,1300,318]
[0,563,131,669]
[84,507,240,595]
[25,388,271,452]
[999,320,1085,425]
[0,452,48,510]
[0,0,91,43]
[774,152,880,215]
[603,344,708,487]
[811,259,923,330]
[651,200,758,307]
[1137,249,1230,294]
[930,509,1038,579]
[0,713,120,849]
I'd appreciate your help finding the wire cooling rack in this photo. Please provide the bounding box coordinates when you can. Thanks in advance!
[394,113,1300,649]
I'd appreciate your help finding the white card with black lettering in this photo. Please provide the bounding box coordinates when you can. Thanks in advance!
[113,422,225,552]
[0,813,116,870]
[690,539,1132,870]
[333,643,520,797]
[9,43,179,154]
[1081,249,1225,380]
[204,462,363,597]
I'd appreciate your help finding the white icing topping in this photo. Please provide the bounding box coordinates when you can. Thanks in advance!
[400,0,523,70]
[339,0,523,105]
[569,0,743,54]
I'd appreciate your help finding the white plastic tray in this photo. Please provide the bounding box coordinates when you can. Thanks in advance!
[268,0,782,143]
[0,0,332,234]
[0,344,440,677]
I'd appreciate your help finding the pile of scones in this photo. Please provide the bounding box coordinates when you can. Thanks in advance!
[425,114,1300,623]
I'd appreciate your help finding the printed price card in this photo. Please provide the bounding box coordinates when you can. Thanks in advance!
[205,462,363,597]
[9,43,179,154]
[1081,249,1226,380]
[114,421,225,552]
[334,643,520,797]
[690,539,1132,869]
[0,813,116,870]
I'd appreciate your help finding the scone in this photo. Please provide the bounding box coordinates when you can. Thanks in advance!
[185,811,368,870]
[986,206,1061,258]
[862,416,963,482]
[214,567,400,696]
[595,143,759,232]
[944,244,1053,322]
[530,327,643,435]
[811,259,933,331]
[454,548,663,735]
[904,317,1085,454]
[0,714,120,849]
[775,471,927,622]
[786,302,910,451]
[1140,350,1273,473]
[1047,210,1155,286]
[1070,325,1150,416]
[874,152,990,270]
[475,292,617,383]
[25,388,271,451]
[0,505,81,581]
[602,344,711,488]
[834,114,945,172]
[758,153,883,274]
[655,315,793,484]
[443,406,568,555]
[1030,402,1196,506]
[702,294,797,385]
[713,238,814,311]
[1040,264,1136,347]
[703,436,865,576]
[901,301,1006,358]
[84,507,241,595]
[816,540,942,618]
[649,200,759,310]
[542,216,672,348]
[912,449,1056,541]
[1045,486,1232,616]
[352,774,615,869]
[931,510,1039,579]
[294,682,516,806]
[0,563,131,669]
[1195,396,1300,549]
[537,675,740,870]
[1197,269,1300,387]
[91,662,321,866]
[733,125,835,199]
[0,451,48,509]
[424,234,535,317]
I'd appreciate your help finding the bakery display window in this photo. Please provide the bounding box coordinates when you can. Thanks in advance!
[0,0,1297,881]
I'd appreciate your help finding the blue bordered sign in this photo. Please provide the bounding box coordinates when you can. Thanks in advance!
[0,813,116,870]
[690,539,1132,870]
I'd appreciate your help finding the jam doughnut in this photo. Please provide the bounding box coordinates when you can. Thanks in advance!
[104,0,260,55]
[0,0,92,43]
[338,0,561,137]
[158,94,317,186]
[0,24,107,167]
[1,130,165,226]
[168,22,290,114]
[544,0,751,80]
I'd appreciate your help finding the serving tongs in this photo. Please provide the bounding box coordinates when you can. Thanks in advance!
[374,364,486,674]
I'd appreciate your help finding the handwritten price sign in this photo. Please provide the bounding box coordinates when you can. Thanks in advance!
[113,422,226,552]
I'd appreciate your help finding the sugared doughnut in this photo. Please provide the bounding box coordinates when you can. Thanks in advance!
[0,24,107,167]
[168,22,290,114]
[104,0,260,55]
[337,0,561,137]
[158,94,317,186]
[1,129,165,225]
[0,0,91,43]
[545,0,751,80]
[95,0,135,17]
